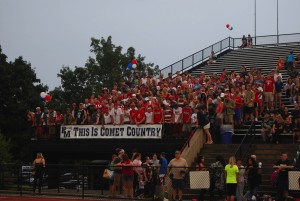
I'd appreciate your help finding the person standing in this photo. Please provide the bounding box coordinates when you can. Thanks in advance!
[224,156,239,201]
[32,153,46,194]
[243,157,260,200]
[209,155,226,201]
[132,153,143,197]
[236,159,245,201]
[223,94,236,125]
[195,105,213,144]
[112,149,124,197]
[273,153,294,201]
[121,154,134,199]
[264,74,275,110]
[197,155,207,201]
[108,154,117,197]
[168,151,188,201]
[287,51,295,72]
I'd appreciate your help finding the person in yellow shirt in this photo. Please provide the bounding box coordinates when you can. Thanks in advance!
[224,156,239,201]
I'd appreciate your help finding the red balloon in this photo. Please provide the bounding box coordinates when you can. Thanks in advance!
[45,95,51,102]
[226,24,230,28]
[131,59,137,64]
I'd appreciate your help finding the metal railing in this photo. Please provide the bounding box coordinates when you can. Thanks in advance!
[234,121,256,163]
[160,33,300,77]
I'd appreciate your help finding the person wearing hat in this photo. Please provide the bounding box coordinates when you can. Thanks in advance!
[195,105,213,144]
[168,151,188,201]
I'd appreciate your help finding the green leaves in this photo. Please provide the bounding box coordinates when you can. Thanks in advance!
[0,133,12,163]
[54,36,159,108]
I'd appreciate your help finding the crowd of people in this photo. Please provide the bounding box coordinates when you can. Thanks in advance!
[103,148,294,201]
[27,50,300,143]
[106,148,169,200]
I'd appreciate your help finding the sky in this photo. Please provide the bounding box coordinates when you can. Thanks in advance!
[1,0,300,90]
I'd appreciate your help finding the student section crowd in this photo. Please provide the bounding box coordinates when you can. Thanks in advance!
[28,51,300,142]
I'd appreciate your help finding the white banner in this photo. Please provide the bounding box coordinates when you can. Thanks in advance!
[60,124,162,139]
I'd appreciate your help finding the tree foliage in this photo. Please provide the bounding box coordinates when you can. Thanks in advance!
[52,36,159,108]
[0,132,12,163]
[0,46,47,160]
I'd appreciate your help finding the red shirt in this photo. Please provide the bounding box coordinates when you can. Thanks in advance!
[153,108,163,123]
[130,109,137,123]
[121,160,134,177]
[135,110,145,123]
[264,78,275,92]
[55,114,64,125]
[182,107,192,123]
[234,96,243,109]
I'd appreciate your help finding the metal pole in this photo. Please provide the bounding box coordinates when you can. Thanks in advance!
[277,0,279,43]
[254,0,257,45]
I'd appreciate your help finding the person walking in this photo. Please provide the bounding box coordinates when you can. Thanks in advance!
[243,157,260,200]
[32,152,46,194]
[224,156,239,201]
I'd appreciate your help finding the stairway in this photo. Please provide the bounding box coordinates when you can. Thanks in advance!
[183,144,299,200]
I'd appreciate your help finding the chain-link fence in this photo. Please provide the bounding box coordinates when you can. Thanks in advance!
[1,163,300,200]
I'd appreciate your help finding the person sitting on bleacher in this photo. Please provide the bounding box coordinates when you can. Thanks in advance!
[261,113,274,143]
[207,51,217,65]
[240,35,247,48]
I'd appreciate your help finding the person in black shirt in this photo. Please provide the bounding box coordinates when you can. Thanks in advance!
[195,105,213,144]
[273,153,294,201]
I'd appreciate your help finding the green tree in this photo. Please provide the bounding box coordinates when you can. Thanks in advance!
[0,132,12,163]
[53,36,159,108]
[0,46,47,160]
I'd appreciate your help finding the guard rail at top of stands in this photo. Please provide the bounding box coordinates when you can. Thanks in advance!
[160,33,300,78]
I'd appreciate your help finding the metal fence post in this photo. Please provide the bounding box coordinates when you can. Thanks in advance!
[220,40,222,51]
[192,54,194,67]
[19,164,22,196]
[82,165,85,199]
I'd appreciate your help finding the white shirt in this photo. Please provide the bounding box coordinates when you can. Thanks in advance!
[110,108,123,124]
[173,107,182,123]
[145,112,153,124]
[124,108,131,123]
[104,113,112,124]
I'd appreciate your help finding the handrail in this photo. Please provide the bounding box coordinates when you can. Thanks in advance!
[160,36,232,78]
[160,32,300,77]
[234,121,256,162]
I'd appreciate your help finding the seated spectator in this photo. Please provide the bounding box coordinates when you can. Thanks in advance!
[247,34,253,47]
[207,51,217,65]
[261,113,274,143]
[292,117,300,143]
[277,57,284,70]
[241,35,247,48]
[271,114,285,144]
